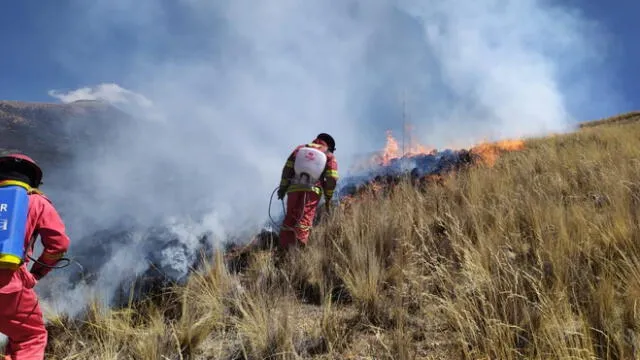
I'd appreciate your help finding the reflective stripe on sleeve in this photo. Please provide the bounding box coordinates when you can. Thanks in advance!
[325,170,339,178]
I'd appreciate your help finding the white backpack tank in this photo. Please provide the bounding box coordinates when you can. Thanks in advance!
[293,147,327,185]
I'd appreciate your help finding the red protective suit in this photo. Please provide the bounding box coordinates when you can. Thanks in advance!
[0,189,70,360]
[278,138,339,249]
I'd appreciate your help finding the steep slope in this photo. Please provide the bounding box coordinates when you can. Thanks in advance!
[0,98,530,317]
[35,111,640,359]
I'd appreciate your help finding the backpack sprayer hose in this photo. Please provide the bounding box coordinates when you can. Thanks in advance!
[268,185,309,233]
[27,254,72,269]
[224,186,286,261]
[24,235,77,270]
[268,186,286,230]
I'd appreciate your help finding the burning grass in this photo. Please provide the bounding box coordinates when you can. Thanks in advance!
[6,116,640,359]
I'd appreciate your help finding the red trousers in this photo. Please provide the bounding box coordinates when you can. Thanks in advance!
[0,271,47,360]
[279,191,320,249]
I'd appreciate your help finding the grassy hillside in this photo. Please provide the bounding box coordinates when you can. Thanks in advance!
[8,113,640,359]
[578,111,640,129]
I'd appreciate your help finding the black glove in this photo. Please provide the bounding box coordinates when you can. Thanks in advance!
[30,267,45,281]
[277,185,288,200]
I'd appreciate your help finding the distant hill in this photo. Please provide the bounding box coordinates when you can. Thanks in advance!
[578,110,640,129]
[0,99,131,167]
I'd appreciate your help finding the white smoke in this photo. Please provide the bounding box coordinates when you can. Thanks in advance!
[47,84,164,122]
[35,0,617,316]
[48,83,153,108]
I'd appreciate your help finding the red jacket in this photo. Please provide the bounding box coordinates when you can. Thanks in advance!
[0,192,70,293]
[280,138,339,202]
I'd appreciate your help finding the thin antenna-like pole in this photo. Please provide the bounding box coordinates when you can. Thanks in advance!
[401,90,406,157]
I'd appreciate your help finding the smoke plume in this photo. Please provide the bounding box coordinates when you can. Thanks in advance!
[34,0,616,316]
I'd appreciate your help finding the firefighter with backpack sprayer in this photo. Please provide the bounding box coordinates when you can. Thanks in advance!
[277,133,339,250]
[0,154,71,360]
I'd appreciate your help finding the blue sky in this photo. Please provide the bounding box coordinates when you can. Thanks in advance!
[3,1,639,315]
[0,0,637,146]
[562,0,639,116]
[1,1,638,122]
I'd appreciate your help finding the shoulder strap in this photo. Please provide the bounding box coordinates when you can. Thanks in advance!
[0,180,43,195]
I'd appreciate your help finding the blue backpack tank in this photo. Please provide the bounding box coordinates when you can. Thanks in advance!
[0,182,30,270]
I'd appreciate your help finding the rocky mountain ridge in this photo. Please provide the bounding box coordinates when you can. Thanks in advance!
[0,99,131,166]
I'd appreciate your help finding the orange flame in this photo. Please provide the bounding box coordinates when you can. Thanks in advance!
[376,126,525,167]
[340,131,526,211]
[378,130,435,165]
[470,139,525,166]
[381,130,400,165]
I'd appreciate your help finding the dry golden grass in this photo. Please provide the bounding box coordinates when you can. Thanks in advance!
[4,115,640,359]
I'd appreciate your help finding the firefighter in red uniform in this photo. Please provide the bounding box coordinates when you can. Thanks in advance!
[0,154,71,360]
[277,133,339,249]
